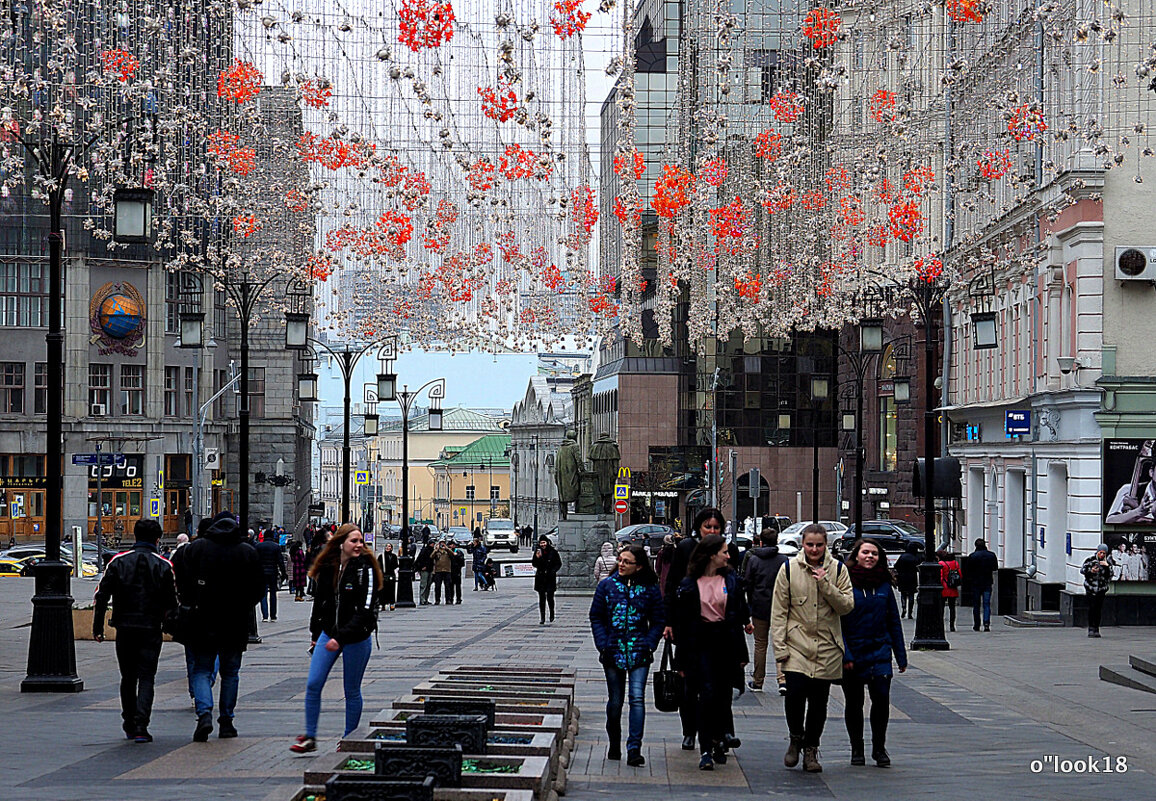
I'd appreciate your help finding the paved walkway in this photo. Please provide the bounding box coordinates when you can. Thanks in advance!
[2,575,1154,800]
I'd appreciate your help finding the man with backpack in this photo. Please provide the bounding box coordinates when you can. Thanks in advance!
[742,529,790,694]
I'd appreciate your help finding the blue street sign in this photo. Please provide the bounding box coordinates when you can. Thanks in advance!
[1005,410,1031,437]
[72,452,125,466]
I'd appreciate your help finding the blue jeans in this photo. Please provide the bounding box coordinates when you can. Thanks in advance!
[973,588,992,627]
[474,568,487,589]
[185,647,218,698]
[259,575,279,619]
[190,647,243,721]
[604,663,649,751]
[305,632,373,738]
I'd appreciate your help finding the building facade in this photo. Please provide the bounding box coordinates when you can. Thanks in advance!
[510,376,574,536]
[431,433,512,532]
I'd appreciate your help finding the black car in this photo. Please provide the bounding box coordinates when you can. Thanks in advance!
[834,520,928,561]
[615,523,676,552]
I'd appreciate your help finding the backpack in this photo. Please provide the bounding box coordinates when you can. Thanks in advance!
[945,563,962,589]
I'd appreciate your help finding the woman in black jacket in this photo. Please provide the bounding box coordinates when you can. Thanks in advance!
[377,542,399,611]
[532,536,563,624]
[672,534,753,771]
[290,524,382,753]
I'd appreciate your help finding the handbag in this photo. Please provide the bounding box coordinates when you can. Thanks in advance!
[162,604,197,644]
[652,639,682,712]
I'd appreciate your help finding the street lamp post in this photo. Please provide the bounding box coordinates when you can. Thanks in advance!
[810,376,829,523]
[838,319,884,536]
[532,434,540,536]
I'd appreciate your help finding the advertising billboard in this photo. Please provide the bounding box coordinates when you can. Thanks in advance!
[1103,439,1156,525]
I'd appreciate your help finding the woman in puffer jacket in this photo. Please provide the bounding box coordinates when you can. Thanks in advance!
[593,541,618,582]
[770,524,854,773]
[589,544,665,768]
[840,538,907,769]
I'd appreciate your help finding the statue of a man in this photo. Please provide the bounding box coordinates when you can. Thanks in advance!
[554,430,582,520]
[588,432,621,514]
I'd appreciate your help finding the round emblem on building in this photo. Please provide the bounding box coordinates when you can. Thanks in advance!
[90,281,146,355]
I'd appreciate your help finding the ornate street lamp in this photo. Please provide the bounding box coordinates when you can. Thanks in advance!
[364,413,379,438]
[810,376,829,523]
[112,187,154,243]
[297,372,319,403]
[971,311,998,350]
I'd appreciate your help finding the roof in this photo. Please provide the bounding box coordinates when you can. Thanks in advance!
[381,406,506,433]
[430,433,511,469]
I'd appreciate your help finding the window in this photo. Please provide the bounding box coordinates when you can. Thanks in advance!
[89,364,111,415]
[164,367,181,416]
[214,289,227,340]
[466,484,476,501]
[165,272,200,334]
[490,485,501,503]
[878,345,898,472]
[120,364,144,416]
[246,367,265,418]
[0,362,24,413]
[215,369,230,419]
[0,262,49,327]
[184,367,195,417]
[34,362,46,414]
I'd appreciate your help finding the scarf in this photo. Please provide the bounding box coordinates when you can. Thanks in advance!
[847,559,892,590]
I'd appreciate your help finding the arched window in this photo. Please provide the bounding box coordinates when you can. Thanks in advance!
[878,345,898,472]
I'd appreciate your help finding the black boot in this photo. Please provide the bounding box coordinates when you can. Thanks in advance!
[193,713,213,742]
[872,745,891,768]
[626,749,645,767]
[850,740,865,766]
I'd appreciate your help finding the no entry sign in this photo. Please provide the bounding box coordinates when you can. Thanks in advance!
[614,499,628,514]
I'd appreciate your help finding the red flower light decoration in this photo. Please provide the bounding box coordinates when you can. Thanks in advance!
[550,0,591,39]
[467,159,496,191]
[478,79,519,123]
[613,196,643,227]
[571,185,598,237]
[499,144,550,181]
[825,167,851,193]
[888,201,923,242]
[903,166,935,196]
[207,131,256,176]
[769,90,803,123]
[101,49,140,83]
[838,196,865,227]
[217,60,263,104]
[398,0,455,52]
[866,223,891,248]
[914,254,944,283]
[285,190,309,213]
[376,211,414,257]
[761,183,797,214]
[755,130,783,161]
[588,294,617,317]
[800,190,827,211]
[233,213,260,238]
[614,149,645,180]
[306,254,335,282]
[698,158,728,187]
[652,165,695,218]
[1008,104,1047,142]
[541,263,566,291]
[735,272,762,302]
[298,132,375,170]
[497,230,522,262]
[946,0,983,23]
[709,197,750,255]
[300,80,332,109]
[802,8,841,49]
[872,178,896,204]
[978,148,1013,180]
[869,89,896,123]
[422,200,458,253]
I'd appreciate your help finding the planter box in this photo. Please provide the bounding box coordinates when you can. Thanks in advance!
[394,695,569,718]
[413,682,574,705]
[341,728,556,760]
[306,755,549,799]
[289,787,536,801]
[372,710,566,739]
[437,671,576,689]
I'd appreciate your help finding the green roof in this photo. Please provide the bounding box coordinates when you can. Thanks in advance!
[431,433,511,469]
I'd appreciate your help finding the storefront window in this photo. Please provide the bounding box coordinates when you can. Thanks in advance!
[878,345,898,472]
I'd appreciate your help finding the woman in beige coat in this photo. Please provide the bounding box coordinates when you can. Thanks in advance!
[770,524,854,773]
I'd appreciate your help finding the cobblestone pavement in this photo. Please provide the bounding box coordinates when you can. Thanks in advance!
[2,576,1154,800]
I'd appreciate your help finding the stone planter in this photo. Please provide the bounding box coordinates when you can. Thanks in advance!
[289,787,536,801]
[341,728,556,760]
[371,710,567,740]
[72,608,111,641]
[305,755,549,798]
[413,682,574,703]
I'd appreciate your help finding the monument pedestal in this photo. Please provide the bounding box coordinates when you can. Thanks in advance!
[555,514,614,595]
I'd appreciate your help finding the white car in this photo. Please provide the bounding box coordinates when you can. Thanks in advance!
[776,521,849,552]
[484,518,518,551]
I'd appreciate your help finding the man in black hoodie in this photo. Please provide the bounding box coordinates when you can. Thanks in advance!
[93,519,177,742]
[171,511,265,742]
[742,529,790,694]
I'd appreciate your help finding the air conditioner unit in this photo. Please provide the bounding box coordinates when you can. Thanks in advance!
[1115,246,1156,281]
[90,403,107,417]
[204,448,220,470]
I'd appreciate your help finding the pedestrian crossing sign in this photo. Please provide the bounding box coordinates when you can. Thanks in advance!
[354,470,369,485]
[149,498,160,518]
[615,483,630,500]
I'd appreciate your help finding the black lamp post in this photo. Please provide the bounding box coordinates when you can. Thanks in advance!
[532,434,540,536]
[380,376,446,608]
[810,376,829,523]
[838,319,884,537]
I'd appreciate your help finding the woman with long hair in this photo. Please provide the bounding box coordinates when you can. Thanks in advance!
[589,544,665,767]
[290,524,383,753]
[671,532,753,771]
[770,523,854,773]
[841,538,907,768]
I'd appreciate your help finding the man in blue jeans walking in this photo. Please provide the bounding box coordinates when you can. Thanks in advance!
[965,538,999,632]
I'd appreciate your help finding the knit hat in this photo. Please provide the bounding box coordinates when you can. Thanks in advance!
[1096,543,1109,554]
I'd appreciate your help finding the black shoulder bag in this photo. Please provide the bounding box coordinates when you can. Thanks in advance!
[652,639,683,713]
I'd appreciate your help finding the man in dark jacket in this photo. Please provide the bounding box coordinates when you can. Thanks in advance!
[415,541,435,605]
[171,511,265,742]
[965,538,999,632]
[893,542,921,619]
[742,530,790,694]
[93,519,177,743]
[254,532,288,621]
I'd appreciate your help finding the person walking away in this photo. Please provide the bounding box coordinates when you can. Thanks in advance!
[290,541,308,602]
[937,547,962,632]
[533,535,562,623]
[432,541,453,604]
[653,535,676,595]
[172,510,265,742]
[255,531,288,621]
[471,536,489,590]
[378,542,399,610]
[672,534,752,771]
[840,538,907,768]
[589,544,665,767]
[965,538,998,631]
[92,519,177,743]
[290,525,383,753]
[1081,544,1113,637]
[662,509,716,753]
[593,541,617,583]
[415,540,435,605]
[450,542,466,604]
[771,523,854,773]
[743,528,789,695]
[893,542,920,619]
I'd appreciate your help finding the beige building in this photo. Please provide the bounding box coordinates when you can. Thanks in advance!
[431,433,512,532]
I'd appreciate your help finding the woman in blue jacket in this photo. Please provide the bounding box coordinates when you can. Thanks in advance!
[841,538,907,768]
[589,543,665,767]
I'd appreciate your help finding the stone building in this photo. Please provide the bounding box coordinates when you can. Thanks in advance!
[510,376,575,536]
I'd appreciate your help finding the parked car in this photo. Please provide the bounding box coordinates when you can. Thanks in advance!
[484,518,518,551]
[448,527,473,546]
[833,520,927,565]
[0,559,26,577]
[614,523,676,552]
[777,520,849,550]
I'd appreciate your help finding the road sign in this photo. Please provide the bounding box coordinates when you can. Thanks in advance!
[614,499,628,514]
[614,483,630,500]
[748,467,761,498]
[354,470,369,485]
[72,452,124,466]
[149,498,160,518]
